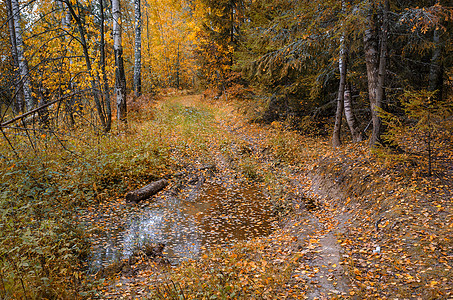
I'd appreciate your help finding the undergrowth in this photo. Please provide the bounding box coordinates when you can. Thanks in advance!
[0,95,224,299]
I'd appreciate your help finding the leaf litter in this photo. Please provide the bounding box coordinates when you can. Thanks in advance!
[83,94,452,299]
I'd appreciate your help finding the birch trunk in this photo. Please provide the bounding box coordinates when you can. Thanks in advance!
[112,0,127,126]
[58,1,70,30]
[6,0,23,113]
[134,0,142,97]
[332,0,347,147]
[11,0,34,111]
[344,84,362,142]
[332,34,346,147]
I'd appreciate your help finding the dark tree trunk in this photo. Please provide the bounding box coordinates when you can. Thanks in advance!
[428,27,443,101]
[57,2,76,127]
[364,1,388,147]
[37,83,50,127]
[65,1,107,130]
[99,0,112,132]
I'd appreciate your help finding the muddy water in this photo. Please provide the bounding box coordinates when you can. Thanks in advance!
[85,181,277,272]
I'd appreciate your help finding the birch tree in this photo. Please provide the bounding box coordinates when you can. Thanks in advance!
[332,0,347,147]
[11,0,35,111]
[332,0,361,146]
[134,0,142,97]
[344,84,362,142]
[6,0,23,113]
[112,0,127,126]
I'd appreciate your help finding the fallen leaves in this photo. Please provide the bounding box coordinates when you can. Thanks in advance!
[74,94,453,299]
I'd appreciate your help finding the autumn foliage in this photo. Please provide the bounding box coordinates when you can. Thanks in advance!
[0,0,452,299]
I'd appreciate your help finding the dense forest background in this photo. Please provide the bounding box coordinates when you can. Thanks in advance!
[1,0,452,144]
[0,0,452,298]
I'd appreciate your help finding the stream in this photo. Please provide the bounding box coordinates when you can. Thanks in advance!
[81,180,278,273]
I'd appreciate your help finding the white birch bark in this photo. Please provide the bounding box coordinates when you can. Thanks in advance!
[344,85,362,142]
[332,32,346,147]
[112,0,127,125]
[6,0,23,113]
[60,2,71,31]
[332,0,347,147]
[11,0,34,111]
[134,0,142,96]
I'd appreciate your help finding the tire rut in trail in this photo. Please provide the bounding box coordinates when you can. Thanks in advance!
[214,118,351,298]
[292,210,351,299]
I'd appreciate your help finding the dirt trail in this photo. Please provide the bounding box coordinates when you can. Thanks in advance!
[158,94,453,299]
[180,94,352,298]
[212,101,352,298]
[98,94,352,298]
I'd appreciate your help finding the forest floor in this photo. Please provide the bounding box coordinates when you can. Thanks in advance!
[93,93,452,299]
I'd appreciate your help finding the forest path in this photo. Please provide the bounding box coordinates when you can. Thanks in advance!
[173,93,352,298]
[211,100,351,298]
[98,93,351,298]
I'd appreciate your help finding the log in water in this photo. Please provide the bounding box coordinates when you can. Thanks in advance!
[126,179,169,203]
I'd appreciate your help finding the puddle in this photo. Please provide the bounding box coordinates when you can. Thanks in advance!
[82,181,277,272]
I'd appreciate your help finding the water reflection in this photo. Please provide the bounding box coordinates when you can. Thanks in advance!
[85,181,277,271]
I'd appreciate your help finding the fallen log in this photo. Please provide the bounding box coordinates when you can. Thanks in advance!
[126,179,168,203]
